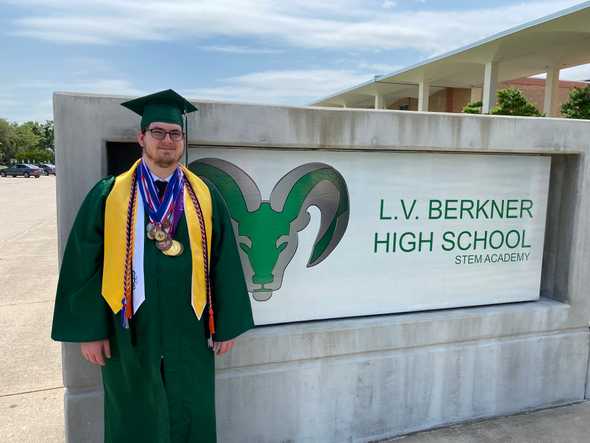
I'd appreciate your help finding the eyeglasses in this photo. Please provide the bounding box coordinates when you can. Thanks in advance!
[145,128,184,141]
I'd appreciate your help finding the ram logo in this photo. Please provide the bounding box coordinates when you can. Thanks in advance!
[189,158,350,302]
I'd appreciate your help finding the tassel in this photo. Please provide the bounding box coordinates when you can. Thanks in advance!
[207,299,215,349]
[208,306,215,335]
[121,297,129,329]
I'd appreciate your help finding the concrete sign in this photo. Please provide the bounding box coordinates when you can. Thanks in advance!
[188,148,550,325]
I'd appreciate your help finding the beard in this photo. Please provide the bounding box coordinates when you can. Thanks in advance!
[154,156,177,168]
[144,146,183,168]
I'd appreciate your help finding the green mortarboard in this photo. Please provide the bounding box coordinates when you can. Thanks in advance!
[121,89,198,130]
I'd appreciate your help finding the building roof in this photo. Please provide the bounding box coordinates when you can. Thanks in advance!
[311,1,590,108]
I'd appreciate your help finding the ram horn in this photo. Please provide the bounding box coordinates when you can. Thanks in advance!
[270,163,349,267]
[188,158,262,221]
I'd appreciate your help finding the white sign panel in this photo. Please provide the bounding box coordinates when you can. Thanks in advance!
[188,148,550,326]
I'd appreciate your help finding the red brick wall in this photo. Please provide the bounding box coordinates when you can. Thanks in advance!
[499,78,585,116]
[384,78,586,115]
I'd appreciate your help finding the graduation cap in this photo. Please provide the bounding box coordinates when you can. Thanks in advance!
[121,89,198,130]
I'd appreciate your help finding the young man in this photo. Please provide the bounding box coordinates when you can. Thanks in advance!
[52,89,254,443]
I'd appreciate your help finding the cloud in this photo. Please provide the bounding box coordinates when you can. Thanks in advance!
[355,62,402,75]
[0,74,143,122]
[203,45,282,54]
[13,78,143,96]
[3,0,583,55]
[184,68,371,105]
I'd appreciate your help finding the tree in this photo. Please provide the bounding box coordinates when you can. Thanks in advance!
[28,120,54,151]
[13,121,41,151]
[0,120,55,164]
[491,88,542,116]
[15,148,53,163]
[462,88,543,117]
[0,119,16,163]
[561,85,590,119]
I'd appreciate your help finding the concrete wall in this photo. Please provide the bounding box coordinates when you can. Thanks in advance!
[54,92,590,442]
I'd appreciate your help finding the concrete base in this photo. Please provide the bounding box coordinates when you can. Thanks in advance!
[215,299,588,442]
[64,389,104,443]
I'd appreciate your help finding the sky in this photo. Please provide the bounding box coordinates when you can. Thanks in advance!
[0,0,589,122]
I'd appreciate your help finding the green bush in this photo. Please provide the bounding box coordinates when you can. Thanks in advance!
[463,101,482,114]
[491,88,542,116]
[561,85,590,119]
[462,88,543,117]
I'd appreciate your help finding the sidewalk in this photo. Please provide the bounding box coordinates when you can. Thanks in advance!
[386,401,590,443]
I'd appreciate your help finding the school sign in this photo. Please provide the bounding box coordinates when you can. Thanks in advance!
[189,149,550,325]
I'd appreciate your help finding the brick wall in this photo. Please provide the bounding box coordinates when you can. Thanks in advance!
[386,79,587,115]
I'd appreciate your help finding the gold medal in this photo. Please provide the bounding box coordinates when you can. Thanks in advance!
[154,229,167,242]
[155,238,172,251]
[146,223,156,240]
[162,240,184,257]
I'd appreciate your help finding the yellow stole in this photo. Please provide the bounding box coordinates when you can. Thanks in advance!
[102,159,213,320]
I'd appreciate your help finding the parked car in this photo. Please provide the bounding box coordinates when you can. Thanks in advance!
[0,164,43,178]
[36,163,56,175]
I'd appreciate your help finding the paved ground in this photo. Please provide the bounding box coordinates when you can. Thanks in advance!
[1,176,590,442]
[385,402,590,443]
[0,176,64,442]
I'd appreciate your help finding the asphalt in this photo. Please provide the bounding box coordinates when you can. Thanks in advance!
[1,176,589,443]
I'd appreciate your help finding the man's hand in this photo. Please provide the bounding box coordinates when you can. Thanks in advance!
[213,340,235,356]
[80,339,111,366]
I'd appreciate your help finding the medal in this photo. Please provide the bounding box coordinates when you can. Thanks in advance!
[162,240,184,257]
[154,229,167,242]
[146,223,156,240]
[137,161,185,256]
[155,238,172,251]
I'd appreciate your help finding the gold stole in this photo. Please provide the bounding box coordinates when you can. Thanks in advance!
[102,160,213,320]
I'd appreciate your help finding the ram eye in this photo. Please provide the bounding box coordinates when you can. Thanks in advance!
[239,236,252,253]
[276,235,289,252]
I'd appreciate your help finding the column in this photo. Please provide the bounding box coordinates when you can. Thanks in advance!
[482,61,498,114]
[418,80,430,112]
[544,66,561,117]
[374,94,385,110]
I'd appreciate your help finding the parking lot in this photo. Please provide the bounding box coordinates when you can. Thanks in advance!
[0,176,64,442]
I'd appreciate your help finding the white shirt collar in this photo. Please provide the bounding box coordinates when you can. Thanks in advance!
[145,164,174,183]
[150,170,173,183]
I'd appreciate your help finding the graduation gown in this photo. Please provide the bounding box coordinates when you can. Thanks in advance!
[52,176,254,443]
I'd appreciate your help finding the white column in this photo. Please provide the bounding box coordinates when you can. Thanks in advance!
[374,94,385,110]
[544,67,561,117]
[482,61,498,114]
[418,80,430,112]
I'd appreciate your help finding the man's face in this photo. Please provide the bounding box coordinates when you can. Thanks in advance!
[137,122,184,168]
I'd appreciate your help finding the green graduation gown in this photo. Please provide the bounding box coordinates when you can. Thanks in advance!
[52,176,254,443]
